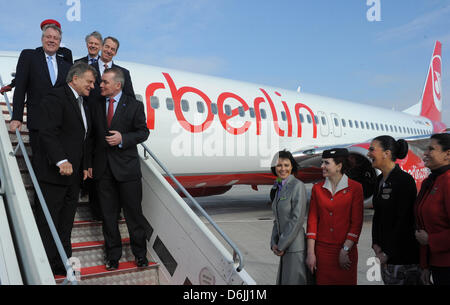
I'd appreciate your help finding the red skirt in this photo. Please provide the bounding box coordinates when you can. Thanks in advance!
[315,241,358,285]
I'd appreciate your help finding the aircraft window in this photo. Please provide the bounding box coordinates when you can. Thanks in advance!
[224,105,231,116]
[341,119,346,127]
[211,103,218,115]
[150,96,160,109]
[299,114,305,123]
[385,124,388,131]
[349,120,353,128]
[197,101,205,113]
[380,124,384,131]
[238,106,245,117]
[360,121,364,129]
[307,114,312,124]
[394,126,397,132]
[181,99,189,112]
[366,122,370,129]
[314,115,319,124]
[354,121,359,128]
[321,117,326,125]
[375,123,379,130]
[166,98,174,111]
[249,107,255,118]
[403,126,406,133]
[260,109,267,119]
[390,125,393,132]
[281,111,287,121]
[334,118,339,126]
[371,123,374,130]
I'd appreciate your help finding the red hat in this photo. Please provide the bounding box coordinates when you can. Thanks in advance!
[40,19,61,30]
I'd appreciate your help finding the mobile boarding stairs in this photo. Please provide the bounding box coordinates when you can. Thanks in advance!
[0,74,255,285]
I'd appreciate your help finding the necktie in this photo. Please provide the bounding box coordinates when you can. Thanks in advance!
[77,96,87,138]
[107,98,115,128]
[47,56,56,85]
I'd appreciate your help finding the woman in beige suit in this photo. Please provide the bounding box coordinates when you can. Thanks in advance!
[270,150,308,284]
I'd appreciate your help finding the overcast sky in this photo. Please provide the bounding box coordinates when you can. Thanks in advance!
[0,0,449,124]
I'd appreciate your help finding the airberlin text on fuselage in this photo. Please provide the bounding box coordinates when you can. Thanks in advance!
[145,72,318,138]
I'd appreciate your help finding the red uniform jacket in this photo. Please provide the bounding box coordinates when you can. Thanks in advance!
[415,168,450,268]
[307,175,364,245]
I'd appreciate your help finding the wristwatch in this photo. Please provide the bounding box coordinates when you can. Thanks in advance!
[342,245,350,252]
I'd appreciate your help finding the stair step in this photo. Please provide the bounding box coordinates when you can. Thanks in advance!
[72,238,135,268]
[71,220,129,244]
[54,261,159,285]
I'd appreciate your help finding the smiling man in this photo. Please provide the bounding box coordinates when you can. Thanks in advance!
[75,31,103,65]
[10,22,72,158]
[87,67,151,271]
[90,36,135,98]
[33,62,96,276]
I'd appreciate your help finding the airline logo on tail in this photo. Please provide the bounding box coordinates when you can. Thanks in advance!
[432,55,442,111]
[421,41,442,122]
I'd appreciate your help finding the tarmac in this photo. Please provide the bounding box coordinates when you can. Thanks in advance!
[192,184,383,285]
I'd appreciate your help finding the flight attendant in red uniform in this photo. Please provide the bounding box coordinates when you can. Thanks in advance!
[306,148,364,285]
[415,133,450,285]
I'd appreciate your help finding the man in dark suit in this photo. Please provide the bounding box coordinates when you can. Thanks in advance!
[1,19,72,95]
[90,36,135,99]
[87,67,151,270]
[9,23,72,156]
[74,31,103,65]
[75,31,103,219]
[34,62,96,275]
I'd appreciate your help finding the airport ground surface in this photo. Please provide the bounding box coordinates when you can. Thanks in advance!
[191,185,382,285]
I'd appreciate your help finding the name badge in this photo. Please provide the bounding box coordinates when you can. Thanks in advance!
[382,194,390,200]
[280,196,287,201]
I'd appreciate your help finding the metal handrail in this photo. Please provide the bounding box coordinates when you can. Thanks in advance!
[140,143,245,272]
[0,76,77,285]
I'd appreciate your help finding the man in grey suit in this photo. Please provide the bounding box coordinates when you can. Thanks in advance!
[270,150,308,285]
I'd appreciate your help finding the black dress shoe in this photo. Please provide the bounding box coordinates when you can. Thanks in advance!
[136,256,148,268]
[106,260,119,271]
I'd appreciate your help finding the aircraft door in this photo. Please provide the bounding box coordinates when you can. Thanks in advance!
[317,111,329,137]
[330,113,342,137]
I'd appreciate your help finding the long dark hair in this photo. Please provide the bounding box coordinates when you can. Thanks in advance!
[271,150,298,176]
[431,133,450,151]
[373,135,408,161]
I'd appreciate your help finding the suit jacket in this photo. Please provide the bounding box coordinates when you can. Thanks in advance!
[88,93,149,182]
[74,56,89,64]
[8,47,73,88]
[271,175,308,253]
[12,47,72,130]
[34,84,90,186]
[74,55,99,64]
[415,166,450,268]
[90,60,135,98]
[372,164,419,265]
[307,175,364,245]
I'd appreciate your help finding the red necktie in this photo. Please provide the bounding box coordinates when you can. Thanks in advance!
[107,98,115,128]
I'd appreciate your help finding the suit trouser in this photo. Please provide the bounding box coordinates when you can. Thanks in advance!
[34,181,79,271]
[97,165,150,261]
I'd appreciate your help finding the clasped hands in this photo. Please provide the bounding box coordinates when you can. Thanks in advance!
[271,245,285,257]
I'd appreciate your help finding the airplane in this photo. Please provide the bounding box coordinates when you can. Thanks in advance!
[0,41,446,205]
